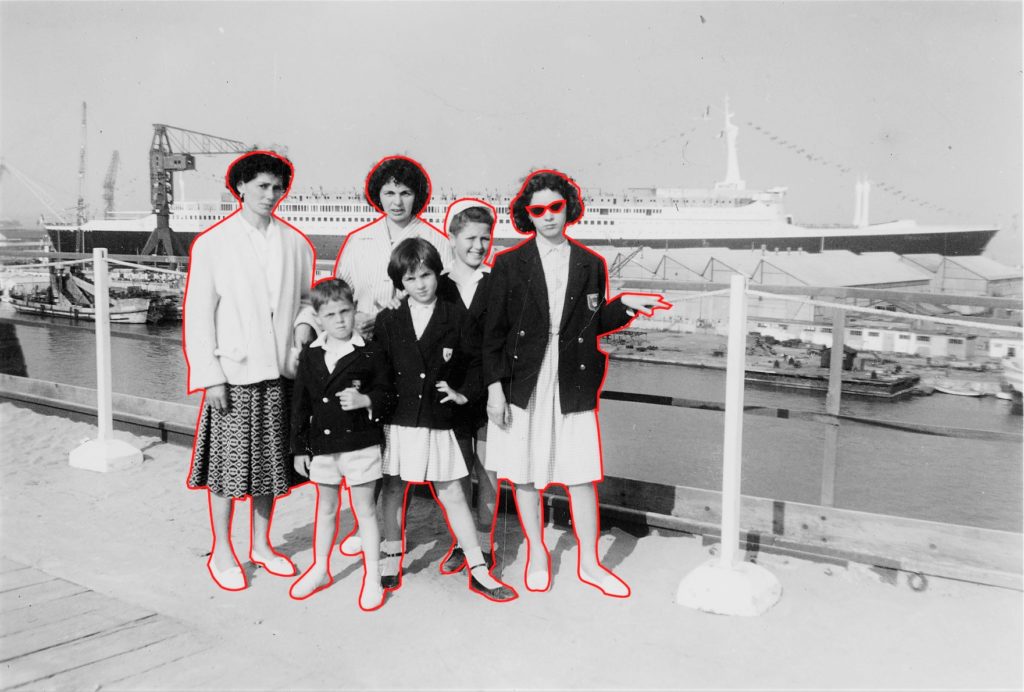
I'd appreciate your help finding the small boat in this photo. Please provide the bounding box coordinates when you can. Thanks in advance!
[9,268,150,324]
[932,379,986,397]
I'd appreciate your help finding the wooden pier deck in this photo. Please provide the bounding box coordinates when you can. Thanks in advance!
[0,559,203,690]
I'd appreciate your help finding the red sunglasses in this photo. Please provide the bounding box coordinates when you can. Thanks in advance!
[525,200,567,218]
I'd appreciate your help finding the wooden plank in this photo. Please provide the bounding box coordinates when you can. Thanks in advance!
[28,634,205,692]
[0,580,88,613]
[0,569,56,594]
[1,607,158,663]
[0,561,28,576]
[0,615,187,689]
[597,477,1023,583]
[1,591,127,638]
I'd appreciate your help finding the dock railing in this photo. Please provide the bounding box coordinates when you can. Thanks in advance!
[1,254,1021,600]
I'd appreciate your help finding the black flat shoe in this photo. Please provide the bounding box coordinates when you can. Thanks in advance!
[441,546,466,574]
[380,549,403,591]
[468,564,518,602]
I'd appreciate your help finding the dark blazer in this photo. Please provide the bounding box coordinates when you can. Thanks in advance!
[290,340,393,458]
[437,271,492,436]
[482,238,633,414]
[373,297,481,430]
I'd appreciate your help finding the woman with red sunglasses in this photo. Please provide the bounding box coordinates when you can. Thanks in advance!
[481,169,669,597]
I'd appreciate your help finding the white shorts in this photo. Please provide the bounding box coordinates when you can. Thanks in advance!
[308,445,382,487]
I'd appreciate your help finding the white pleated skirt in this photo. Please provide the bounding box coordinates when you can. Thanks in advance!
[383,424,468,483]
[485,335,602,489]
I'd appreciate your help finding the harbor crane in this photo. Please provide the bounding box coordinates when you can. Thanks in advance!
[141,124,253,256]
[102,151,120,217]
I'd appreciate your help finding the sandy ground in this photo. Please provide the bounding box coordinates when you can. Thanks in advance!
[1,401,1021,690]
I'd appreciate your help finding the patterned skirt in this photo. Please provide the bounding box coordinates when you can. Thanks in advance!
[484,334,602,489]
[188,378,299,499]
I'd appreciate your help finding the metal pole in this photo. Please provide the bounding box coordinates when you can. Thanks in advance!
[93,247,113,441]
[719,273,747,567]
[820,308,846,506]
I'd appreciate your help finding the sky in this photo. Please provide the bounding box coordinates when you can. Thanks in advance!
[1,1,1021,257]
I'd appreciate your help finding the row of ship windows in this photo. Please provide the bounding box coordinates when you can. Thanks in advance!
[186,214,617,226]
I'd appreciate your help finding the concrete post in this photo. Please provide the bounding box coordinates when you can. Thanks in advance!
[69,248,143,472]
[676,274,782,615]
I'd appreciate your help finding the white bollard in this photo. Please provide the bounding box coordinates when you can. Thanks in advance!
[676,273,781,616]
[69,248,143,472]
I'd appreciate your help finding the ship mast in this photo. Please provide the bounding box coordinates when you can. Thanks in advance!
[76,101,87,252]
[715,96,746,192]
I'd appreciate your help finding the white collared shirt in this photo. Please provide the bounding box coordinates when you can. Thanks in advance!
[536,236,571,330]
[310,332,366,373]
[408,299,436,340]
[444,267,485,308]
[239,213,284,314]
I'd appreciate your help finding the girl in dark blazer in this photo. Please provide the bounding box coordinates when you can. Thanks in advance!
[483,170,669,598]
[373,238,517,602]
[435,199,501,572]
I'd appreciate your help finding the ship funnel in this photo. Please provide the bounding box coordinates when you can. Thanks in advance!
[854,178,871,228]
[714,96,746,192]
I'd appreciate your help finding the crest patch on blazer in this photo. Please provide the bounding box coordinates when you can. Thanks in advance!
[442,347,453,362]
[587,293,600,311]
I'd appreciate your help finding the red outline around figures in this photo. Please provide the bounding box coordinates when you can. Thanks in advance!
[481,169,671,599]
[183,150,318,593]
[380,480,518,604]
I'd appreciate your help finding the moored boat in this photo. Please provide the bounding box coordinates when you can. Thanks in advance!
[931,379,986,397]
[9,268,150,324]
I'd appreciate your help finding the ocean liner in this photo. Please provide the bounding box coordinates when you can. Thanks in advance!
[45,108,996,260]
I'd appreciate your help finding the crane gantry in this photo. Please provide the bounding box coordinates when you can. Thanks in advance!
[141,124,253,256]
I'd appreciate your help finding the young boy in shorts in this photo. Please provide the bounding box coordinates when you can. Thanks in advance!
[289,279,392,610]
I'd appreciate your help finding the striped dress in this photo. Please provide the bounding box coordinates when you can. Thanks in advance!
[335,216,453,319]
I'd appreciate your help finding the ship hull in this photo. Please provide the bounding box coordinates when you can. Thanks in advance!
[46,226,997,261]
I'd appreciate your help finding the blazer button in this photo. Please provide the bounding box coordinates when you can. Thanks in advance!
[420,372,426,379]
[324,429,331,435]
[577,337,584,343]
[322,397,330,403]
[519,330,526,336]
[579,364,586,370]
[513,355,518,360]
[418,394,423,399]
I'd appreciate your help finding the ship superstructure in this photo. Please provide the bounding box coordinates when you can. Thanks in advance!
[45,106,997,260]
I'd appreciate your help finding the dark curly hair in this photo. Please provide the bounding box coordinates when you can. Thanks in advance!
[509,169,585,235]
[365,156,431,217]
[387,237,443,292]
[226,151,292,197]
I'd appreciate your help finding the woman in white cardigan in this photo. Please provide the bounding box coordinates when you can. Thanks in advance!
[184,151,315,591]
